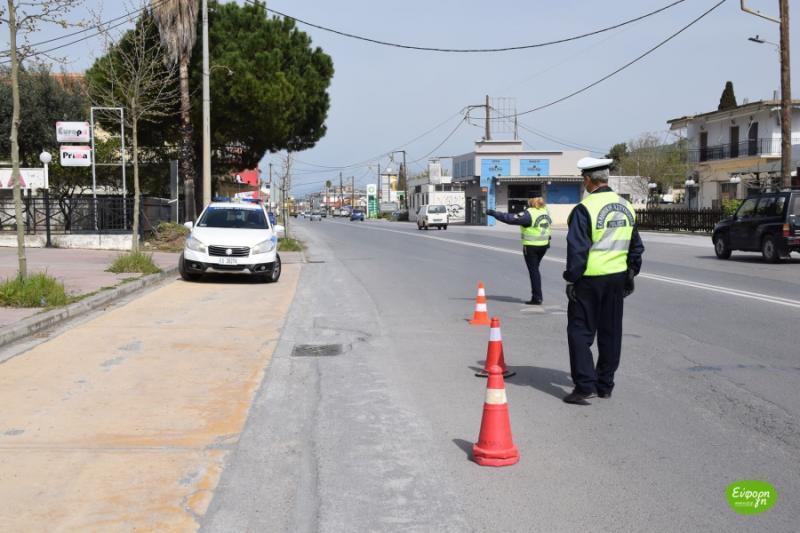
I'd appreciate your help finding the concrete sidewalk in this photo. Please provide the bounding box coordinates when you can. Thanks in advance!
[0,247,178,327]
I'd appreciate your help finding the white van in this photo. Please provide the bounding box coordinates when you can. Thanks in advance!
[416,204,449,230]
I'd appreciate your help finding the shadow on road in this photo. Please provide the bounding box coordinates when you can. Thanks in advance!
[452,295,527,304]
[504,365,572,400]
[184,273,270,285]
[694,254,800,265]
[452,438,474,460]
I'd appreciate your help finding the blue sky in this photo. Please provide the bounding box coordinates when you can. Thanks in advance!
[2,0,798,195]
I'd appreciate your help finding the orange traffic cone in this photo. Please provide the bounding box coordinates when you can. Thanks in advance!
[468,282,491,326]
[475,317,516,378]
[473,365,520,467]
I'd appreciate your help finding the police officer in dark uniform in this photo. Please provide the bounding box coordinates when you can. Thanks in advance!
[486,197,552,305]
[562,157,645,405]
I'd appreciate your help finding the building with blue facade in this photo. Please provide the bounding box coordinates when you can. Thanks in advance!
[451,140,589,225]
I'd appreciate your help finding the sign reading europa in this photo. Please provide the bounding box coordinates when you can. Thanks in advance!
[60,145,92,167]
[56,121,92,143]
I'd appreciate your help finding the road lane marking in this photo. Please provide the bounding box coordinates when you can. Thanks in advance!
[325,221,800,310]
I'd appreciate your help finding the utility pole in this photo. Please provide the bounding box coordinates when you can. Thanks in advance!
[741,0,792,187]
[485,94,491,141]
[339,171,343,211]
[351,176,355,210]
[201,0,212,207]
[779,0,791,188]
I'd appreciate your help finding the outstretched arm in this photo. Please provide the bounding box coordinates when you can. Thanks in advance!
[486,209,531,226]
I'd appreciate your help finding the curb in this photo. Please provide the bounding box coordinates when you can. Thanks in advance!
[0,266,178,348]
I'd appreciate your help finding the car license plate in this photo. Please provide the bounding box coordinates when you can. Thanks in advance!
[219,257,237,265]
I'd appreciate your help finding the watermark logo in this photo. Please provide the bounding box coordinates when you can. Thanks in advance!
[726,480,777,515]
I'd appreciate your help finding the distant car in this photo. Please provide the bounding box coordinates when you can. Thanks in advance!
[712,190,800,262]
[350,209,365,221]
[332,208,341,217]
[340,208,351,218]
[309,210,322,221]
[179,202,282,282]
[416,204,448,230]
[321,210,328,218]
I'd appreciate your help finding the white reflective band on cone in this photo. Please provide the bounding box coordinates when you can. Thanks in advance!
[476,303,487,312]
[478,288,486,296]
[489,328,502,341]
[485,388,507,405]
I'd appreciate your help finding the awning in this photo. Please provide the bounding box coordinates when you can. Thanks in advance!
[496,175,583,184]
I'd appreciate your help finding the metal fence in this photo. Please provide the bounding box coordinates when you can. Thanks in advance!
[0,194,179,235]
[635,208,724,233]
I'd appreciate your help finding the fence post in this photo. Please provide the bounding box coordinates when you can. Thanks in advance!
[24,189,32,234]
[43,189,52,247]
[138,198,145,243]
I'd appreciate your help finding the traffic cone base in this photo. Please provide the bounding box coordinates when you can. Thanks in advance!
[472,366,519,467]
[469,282,491,326]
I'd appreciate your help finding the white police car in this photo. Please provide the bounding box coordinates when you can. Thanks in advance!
[179,202,283,282]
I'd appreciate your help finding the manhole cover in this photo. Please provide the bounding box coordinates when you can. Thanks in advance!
[292,343,343,357]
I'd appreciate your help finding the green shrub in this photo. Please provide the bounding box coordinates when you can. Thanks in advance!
[0,273,69,308]
[278,238,303,252]
[722,199,743,217]
[107,251,162,274]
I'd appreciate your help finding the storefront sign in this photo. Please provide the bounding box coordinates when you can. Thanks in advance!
[520,159,550,176]
[480,159,509,187]
[60,145,92,167]
[56,121,91,143]
[366,183,378,218]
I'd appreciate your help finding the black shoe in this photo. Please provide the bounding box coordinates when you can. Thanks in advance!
[562,389,596,405]
[597,390,612,399]
[525,299,542,305]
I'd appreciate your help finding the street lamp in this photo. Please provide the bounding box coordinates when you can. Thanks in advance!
[730,176,742,184]
[39,150,52,188]
[39,151,52,247]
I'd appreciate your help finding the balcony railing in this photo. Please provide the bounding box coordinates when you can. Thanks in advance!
[688,137,800,163]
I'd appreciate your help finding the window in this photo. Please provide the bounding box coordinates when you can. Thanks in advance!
[729,126,739,158]
[756,196,786,217]
[198,207,267,229]
[755,196,776,216]
[791,196,800,217]
[736,198,757,218]
[700,131,709,162]
[748,122,758,156]
[719,182,737,201]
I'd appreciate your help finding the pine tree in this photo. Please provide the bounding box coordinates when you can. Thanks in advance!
[718,81,737,111]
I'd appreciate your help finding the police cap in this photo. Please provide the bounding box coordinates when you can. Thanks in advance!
[577,157,613,172]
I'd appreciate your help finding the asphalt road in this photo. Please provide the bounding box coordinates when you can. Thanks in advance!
[203,218,800,532]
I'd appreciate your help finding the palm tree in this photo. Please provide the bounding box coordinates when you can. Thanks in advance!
[151,0,199,221]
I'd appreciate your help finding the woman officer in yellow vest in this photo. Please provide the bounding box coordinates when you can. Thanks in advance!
[562,157,645,405]
[486,198,552,305]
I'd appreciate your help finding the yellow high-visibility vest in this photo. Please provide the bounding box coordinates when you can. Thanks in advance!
[580,191,635,276]
[521,207,552,247]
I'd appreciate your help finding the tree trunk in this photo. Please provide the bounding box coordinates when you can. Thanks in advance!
[179,59,197,221]
[131,118,140,253]
[7,0,27,278]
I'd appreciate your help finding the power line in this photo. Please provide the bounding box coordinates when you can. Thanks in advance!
[517,122,605,153]
[256,0,687,53]
[497,0,728,119]
[290,109,465,171]
[0,0,170,65]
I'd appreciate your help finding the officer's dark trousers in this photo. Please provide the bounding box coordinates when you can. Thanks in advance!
[523,245,547,302]
[566,272,627,394]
